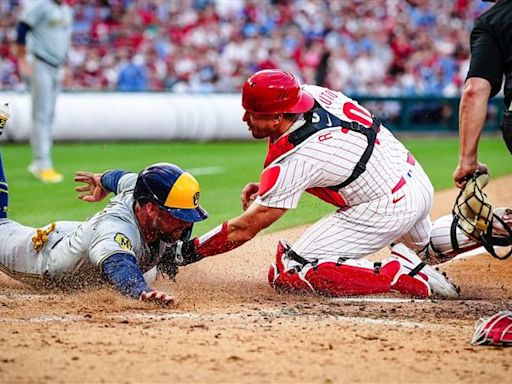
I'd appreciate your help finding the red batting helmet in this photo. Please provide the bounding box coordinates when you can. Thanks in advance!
[242,69,315,114]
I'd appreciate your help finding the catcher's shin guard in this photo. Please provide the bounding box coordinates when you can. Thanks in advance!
[268,241,314,294]
[301,260,395,296]
[268,241,399,296]
[390,243,459,299]
[390,272,431,298]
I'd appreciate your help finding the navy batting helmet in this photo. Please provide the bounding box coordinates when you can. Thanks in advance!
[134,163,208,222]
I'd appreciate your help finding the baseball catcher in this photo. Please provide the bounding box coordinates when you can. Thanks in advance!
[157,69,462,300]
[0,115,207,304]
[427,173,512,263]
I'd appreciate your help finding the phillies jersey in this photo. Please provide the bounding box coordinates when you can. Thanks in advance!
[256,85,417,209]
[254,85,434,260]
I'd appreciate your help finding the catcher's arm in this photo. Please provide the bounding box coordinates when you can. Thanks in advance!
[167,203,288,267]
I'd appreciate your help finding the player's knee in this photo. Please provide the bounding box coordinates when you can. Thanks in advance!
[271,270,313,294]
[268,240,315,294]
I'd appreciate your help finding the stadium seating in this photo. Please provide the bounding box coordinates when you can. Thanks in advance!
[0,0,492,95]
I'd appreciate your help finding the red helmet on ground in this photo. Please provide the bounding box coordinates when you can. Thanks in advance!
[242,69,315,114]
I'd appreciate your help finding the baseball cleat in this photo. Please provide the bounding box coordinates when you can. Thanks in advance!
[28,165,63,184]
[391,243,459,299]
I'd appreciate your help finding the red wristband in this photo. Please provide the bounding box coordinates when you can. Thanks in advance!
[194,221,237,257]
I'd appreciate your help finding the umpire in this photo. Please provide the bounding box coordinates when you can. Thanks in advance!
[15,0,73,184]
[454,0,512,188]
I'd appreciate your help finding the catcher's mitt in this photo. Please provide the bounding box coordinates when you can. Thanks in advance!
[471,310,512,346]
[157,243,180,280]
[154,225,196,280]
[453,173,512,259]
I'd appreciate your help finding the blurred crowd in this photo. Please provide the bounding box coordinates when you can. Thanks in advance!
[0,0,491,95]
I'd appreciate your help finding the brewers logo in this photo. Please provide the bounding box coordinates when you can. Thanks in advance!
[193,192,200,206]
[114,233,132,251]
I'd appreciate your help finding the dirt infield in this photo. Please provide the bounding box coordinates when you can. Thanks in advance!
[1,176,511,383]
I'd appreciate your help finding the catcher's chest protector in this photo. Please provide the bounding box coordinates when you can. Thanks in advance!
[262,103,380,207]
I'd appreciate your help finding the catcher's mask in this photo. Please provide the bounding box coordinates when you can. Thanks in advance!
[453,173,512,259]
[242,69,315,114]
[134,163,208,223]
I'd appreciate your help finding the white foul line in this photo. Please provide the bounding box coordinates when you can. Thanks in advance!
[0,312,200,324]
[339,316,448,330]
[330,297,428,304]
[0,309,470,331]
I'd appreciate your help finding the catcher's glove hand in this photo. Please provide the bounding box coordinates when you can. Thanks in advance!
[154,226,198,280]
[157,242,181,280]
[453,173,512,259]
[157,240,202,278]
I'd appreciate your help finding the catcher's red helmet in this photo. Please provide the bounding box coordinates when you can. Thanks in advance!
[242,69,315,114]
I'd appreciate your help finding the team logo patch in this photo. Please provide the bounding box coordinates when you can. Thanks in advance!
[193,192,200,206]
[114,233,132,251]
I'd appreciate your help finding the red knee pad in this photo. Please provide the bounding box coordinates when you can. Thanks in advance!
[274,240,288,272]
[390,274,430,298]
[268,240,314,294]
[380,259,401,280]
[380,258,431,297]
[268,265,314,294]
[268,263,278,286]
[303,261,392,297]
